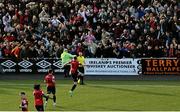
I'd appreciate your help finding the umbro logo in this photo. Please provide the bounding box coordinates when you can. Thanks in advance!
[18,60,33,69]
[36,60,51,69]
[1,60,16,68]
[53,60,63,68]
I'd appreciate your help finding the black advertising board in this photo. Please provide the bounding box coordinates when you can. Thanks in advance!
[35,59,64,73]
[142,59,180,75]
[0,58,64,73]
[0,59,17,72]
[18,59,34,73]
[51,59,64,73]
[35,59,53,73]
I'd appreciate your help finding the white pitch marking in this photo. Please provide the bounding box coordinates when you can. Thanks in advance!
[0,84,180,87]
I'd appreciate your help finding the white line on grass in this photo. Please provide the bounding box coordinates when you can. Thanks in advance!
[0,110,175,111]
[0,84,180,87]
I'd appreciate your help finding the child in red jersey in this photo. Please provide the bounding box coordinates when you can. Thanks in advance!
[19,92,28,112]
[44,69,56,107]
[33,84,50,111]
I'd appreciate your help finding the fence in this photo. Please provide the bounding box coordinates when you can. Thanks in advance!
[0,58,180,75]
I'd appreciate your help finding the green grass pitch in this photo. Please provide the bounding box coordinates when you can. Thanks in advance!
[1,80,180,111]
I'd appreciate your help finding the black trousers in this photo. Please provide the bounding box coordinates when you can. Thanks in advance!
[63,65,70,77]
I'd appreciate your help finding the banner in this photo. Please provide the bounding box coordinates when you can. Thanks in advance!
[18,59,34,73]
[85,58,140,75]
[142,59,180,75]
[0,58,64,73]
[1,59,17,72]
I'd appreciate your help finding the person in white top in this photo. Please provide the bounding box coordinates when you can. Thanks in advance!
[78,8,87,22]
[3,13,11,27]
[51,15,61,27]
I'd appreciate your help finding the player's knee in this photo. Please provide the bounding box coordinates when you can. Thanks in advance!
[46,94,50,97]
[74,82,77,85]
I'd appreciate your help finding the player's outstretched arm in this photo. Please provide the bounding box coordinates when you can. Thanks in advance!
[63,61,71,66]
[52,79,55,83]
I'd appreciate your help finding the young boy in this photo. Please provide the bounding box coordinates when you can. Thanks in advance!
[33,84,49,111]
[19,92,28,112]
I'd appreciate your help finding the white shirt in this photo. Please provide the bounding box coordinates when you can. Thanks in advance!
[3,15,11,26]
[78,10,87,22]
[51,18,60,27]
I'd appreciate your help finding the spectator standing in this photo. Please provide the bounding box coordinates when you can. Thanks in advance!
[61,49,76,77]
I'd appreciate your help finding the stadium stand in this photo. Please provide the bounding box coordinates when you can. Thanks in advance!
[0,0,180,59]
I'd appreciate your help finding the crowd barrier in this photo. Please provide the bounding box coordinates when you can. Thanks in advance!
[0,58,180,75]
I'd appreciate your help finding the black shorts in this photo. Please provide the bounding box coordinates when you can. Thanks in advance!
[35,105,44,111]
[72,74,78,82]
[22,108,28,111]
[78,67,84,74]
[62,65,70,75]
[47,86,56,94]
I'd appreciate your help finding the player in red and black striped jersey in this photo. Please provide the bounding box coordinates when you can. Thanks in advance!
[19,92,28,112]
[33,84,50,111]
[68,57,81,97]
[44,69,56,107]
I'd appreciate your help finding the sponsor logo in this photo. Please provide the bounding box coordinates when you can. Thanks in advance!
[53,60,62,68]
[36,60,51,69]
[142,59,180,75]
[1,60,16,68]
[85,58,139,75]
[18,60,33,68]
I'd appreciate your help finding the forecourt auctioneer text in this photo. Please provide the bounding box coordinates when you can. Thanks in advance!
[87,60,135,68]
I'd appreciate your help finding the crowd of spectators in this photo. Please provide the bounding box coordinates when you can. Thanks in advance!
[0,0,180,59]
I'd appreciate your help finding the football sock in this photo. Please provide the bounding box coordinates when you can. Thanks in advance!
[53,95,56,103]
[71,84,77,91]
[46,96,49,101]
[81,76,84,84]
